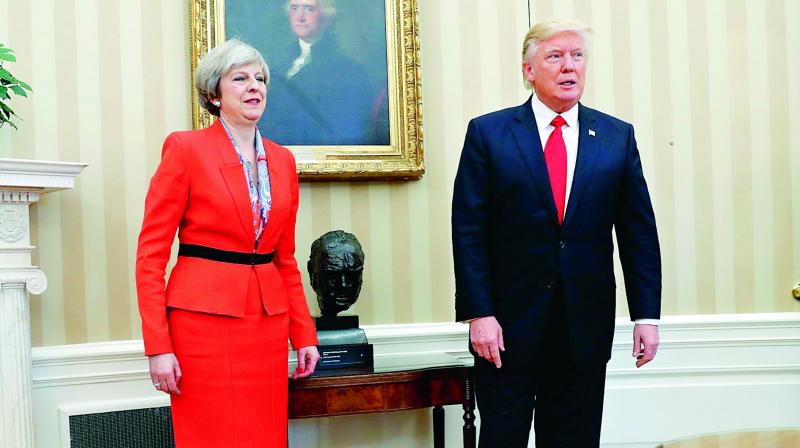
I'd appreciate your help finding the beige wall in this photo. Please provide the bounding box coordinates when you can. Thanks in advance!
[0,0,798,348]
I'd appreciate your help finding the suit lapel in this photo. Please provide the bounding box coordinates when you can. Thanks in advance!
[210,120,256,245]
[510,96,559,224]
[563,104,601,227]
[256,139,285,249]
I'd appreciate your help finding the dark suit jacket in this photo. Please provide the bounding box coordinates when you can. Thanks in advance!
[259,32,377,146]
[136,120,318,356]
[452,97,661,368]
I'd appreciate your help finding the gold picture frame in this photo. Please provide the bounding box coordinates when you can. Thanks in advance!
[189,0,424,181]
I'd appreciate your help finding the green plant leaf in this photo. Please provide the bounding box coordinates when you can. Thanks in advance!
[10,85,26,97]
[0,103,15,119]
[1,118,19,130]
[0,45,30,129]
[1,106,17,121]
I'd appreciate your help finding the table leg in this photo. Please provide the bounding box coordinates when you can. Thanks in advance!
[433,405,445,448]
[463,375,476,448]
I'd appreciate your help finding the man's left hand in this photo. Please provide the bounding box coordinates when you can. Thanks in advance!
[632,324,659,368]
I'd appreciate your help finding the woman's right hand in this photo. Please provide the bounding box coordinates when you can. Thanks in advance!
[148,353,182,395]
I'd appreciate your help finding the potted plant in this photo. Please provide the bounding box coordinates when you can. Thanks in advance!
[0,43,33,129]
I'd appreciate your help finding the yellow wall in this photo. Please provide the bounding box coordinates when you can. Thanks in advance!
[0,0,798,348]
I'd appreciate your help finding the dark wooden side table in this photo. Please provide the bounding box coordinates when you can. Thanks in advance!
[289,366,476,448]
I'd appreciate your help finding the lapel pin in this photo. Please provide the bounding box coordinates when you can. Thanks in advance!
[588,129,596,137]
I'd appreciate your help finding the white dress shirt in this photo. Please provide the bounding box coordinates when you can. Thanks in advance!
[530,94,658,327]
[530,93,580,213]
[287,39,312,79]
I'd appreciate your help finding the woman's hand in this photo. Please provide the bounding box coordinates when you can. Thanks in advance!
[148,353,182,395]
[292,346,320,379]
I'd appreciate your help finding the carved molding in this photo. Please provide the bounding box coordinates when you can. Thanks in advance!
[0,268,48,295]
[0,206,28,243]
[0,190,40,204]
[0,245,35,253]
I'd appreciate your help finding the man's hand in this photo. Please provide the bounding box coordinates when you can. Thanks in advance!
[632,324,659,368]
[470,316,505,368]
[148,353,182,395]
[292,345,320,379]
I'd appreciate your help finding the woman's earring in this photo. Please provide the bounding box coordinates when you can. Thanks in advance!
[212,100,221,107]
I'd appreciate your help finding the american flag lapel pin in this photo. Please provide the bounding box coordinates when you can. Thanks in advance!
[588,129,596,137]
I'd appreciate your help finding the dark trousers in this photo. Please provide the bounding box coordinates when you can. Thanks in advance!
[474,286,607,447]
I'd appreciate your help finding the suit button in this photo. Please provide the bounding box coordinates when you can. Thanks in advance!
[560,241,566,248]
[546,281,553,289]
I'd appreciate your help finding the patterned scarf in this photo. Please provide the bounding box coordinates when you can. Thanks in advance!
[219,118,272,244]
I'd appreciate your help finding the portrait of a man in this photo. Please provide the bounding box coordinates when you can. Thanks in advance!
[226,0,390,146]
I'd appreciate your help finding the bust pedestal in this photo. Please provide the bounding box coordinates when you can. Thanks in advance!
[313,314,373,375]
[0,158,86,448]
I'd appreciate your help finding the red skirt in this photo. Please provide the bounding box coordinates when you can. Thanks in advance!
[168,270,289,448]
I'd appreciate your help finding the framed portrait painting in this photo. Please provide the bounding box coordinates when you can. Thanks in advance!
[189,0,424,180]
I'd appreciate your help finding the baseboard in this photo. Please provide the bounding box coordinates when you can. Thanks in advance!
[30,313,800,447]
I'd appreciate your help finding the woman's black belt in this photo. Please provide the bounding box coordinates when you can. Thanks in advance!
[178,244,274,265]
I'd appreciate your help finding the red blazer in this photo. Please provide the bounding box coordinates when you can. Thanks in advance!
[136,120,318,356]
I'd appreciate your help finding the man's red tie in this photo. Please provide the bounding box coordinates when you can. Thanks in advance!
[544,115,567,225]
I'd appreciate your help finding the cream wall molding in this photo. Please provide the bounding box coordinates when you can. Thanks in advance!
[29,314,800,447]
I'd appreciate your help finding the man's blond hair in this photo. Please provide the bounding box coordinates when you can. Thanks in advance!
[521,18,592,89]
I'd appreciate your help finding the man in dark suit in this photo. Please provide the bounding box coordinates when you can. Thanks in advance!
[452,19,661,447]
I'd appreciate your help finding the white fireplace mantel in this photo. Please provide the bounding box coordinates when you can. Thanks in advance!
[0,157,87,448]
[0,157,87,193]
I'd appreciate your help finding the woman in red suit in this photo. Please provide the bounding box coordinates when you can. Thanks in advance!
[136,39,319,447]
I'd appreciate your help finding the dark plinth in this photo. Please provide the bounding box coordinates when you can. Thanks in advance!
[314,315,360,331]
[316,327,367,346]
[315,344,374,375]
[314,316,373,375]
[314,328,372,375]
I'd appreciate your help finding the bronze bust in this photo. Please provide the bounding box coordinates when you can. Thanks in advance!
[307,230,365,317]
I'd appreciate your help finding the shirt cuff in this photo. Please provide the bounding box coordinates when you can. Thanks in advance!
[634,319,659,326]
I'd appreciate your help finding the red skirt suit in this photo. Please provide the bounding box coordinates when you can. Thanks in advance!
[136,120,318,447]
